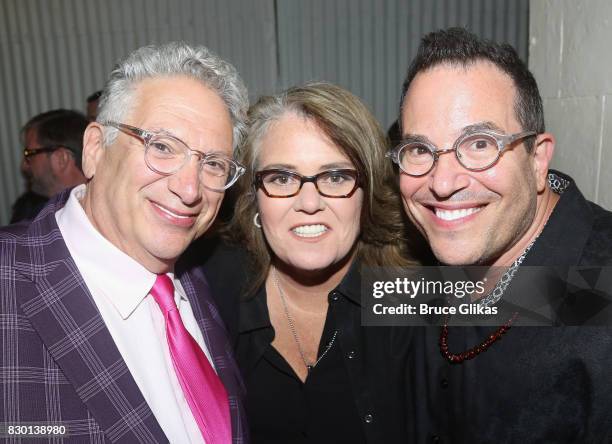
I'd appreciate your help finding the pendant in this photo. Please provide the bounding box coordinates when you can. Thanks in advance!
[306,365,314,373]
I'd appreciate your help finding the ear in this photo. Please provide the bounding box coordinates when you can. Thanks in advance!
[82,123,105,179]
[50,147,72,171]
[531,132,555,193]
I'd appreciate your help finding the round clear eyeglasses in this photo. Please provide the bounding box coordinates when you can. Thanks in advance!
[103,121,245,191]
[387,130,537,176]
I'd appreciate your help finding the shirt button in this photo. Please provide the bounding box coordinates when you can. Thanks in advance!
[364,414,373,424]
[347,350,357,359]
[440,378,449,389]
[330,292,340,302]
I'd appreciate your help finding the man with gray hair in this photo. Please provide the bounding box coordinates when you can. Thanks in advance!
[0,42,249,443]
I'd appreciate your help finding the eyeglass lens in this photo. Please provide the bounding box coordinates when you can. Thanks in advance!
[398,133,500,174]
[144,133,236,190]
[260,170,357,197]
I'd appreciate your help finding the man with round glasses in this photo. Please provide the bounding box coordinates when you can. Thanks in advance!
[1,43,248,443]
[394,28,612,441]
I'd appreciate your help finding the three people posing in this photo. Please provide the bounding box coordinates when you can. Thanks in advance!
[3,26,612,444]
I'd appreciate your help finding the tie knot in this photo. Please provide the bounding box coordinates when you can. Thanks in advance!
[150,274,177,314]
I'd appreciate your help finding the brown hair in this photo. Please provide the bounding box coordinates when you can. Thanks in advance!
[228,82,415,294]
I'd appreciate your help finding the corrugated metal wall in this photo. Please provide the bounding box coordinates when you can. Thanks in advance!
[0,0,528,225]
[276,0,529,130]
[0,0,277,224]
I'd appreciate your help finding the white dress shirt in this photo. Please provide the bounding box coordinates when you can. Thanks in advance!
[56,185,209,444]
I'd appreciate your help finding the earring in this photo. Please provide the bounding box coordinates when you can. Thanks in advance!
[253,212,262,228]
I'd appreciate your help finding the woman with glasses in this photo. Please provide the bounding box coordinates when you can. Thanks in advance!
[201,82,415,443]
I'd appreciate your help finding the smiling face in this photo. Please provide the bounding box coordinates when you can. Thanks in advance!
[399,62,549,266]
[81,75,233,272]
[256,113,363,274]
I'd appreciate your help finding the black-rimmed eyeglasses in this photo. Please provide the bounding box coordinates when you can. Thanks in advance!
[23,146,63,162]
[386,130,537,176]
[254,169,360,198]
[103,121,245,191]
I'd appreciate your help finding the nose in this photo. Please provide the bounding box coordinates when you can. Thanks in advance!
[293,182,325,214]
[167,156,203,205]
[428,150,470,198]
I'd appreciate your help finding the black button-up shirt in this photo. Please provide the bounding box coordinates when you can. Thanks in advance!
[407,171,612,443]
[201,248,412,443]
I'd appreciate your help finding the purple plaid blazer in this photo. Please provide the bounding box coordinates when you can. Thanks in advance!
[0,191,248,443]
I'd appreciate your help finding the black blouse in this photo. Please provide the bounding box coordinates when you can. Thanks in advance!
[199,244,412,443]
[239,283,365,443]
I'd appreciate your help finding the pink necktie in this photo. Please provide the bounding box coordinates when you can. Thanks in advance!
[150,274,232,444]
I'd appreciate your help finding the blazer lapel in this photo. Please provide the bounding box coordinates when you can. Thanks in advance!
[14,194,167,443]
[179,266,248,443]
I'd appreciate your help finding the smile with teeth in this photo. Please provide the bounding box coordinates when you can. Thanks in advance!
[292,224,328,238]
[434,206,483,221]
[153,202,192,219]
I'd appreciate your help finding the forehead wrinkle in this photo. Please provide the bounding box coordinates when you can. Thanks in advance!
[126,77,232,155]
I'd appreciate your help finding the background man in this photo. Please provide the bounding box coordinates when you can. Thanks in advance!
[86,90,102,121]
[0,42,249,443]
[11,109,88,222]
[391,28,612,442]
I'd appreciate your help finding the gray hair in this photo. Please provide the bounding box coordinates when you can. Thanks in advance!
[97,41,249,151]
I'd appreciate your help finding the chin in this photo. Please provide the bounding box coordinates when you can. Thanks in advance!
[286,255,338,273]
[144,236,191,262]
[432,246,481,266]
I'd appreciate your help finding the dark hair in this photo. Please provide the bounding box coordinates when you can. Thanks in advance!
[22,109,89,170]
[399,27,544,151]
[86,90,102,103]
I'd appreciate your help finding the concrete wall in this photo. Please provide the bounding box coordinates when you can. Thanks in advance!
[530,0,612,209]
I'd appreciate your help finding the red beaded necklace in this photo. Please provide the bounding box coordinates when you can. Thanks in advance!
[439,312,519,364]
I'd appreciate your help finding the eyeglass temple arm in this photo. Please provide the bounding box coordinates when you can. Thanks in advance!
[105,121,149,140]
[502,131,537,146]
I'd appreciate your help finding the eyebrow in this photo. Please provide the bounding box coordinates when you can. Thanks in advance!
[319,161,354,170]
[397,134,435,147]
[399,120,507,147]
[462,121,506,134]
[259,161,354,171]
[148,127,230,155]
[260,163,296,170]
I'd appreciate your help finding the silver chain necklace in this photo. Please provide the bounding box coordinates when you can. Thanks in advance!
[478,172,568,307]
[272,267,338,373]
[477,238,537,307]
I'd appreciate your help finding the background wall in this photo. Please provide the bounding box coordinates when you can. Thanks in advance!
[0,0,529,224]
[530,0,612,209]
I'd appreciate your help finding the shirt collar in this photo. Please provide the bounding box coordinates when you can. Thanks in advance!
[523,170,591,267]
[335,260,362,305]
[55,185,185,319]
[238,259,362,333]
